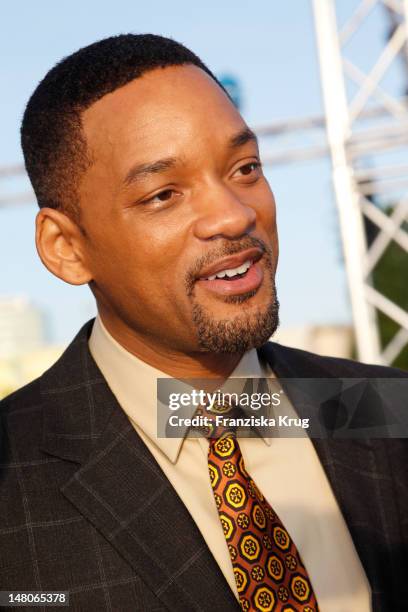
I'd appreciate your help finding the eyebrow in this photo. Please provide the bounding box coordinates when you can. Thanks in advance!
[228,127,258,149]
[123,157,178,187]
[122,127,258,187]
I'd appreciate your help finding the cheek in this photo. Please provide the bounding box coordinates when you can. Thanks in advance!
[255,189,277,236]
[88,217,187,293]
[253,190,279,267]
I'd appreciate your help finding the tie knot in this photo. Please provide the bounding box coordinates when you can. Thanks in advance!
[194,399,238,440]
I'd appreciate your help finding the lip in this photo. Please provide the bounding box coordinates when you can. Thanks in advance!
[197,247,264,280]
[196,260,264,297]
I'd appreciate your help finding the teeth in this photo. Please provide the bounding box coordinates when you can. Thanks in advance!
[206,260,251,280]
[225,269,236,278]
[236,261,252,275]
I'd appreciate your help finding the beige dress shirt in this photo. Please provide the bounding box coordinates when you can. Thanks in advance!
[89,315,371,611]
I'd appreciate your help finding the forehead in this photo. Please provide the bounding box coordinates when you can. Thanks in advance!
[81,64,246,171]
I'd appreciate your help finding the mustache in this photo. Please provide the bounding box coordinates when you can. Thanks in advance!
[185,236,273,296]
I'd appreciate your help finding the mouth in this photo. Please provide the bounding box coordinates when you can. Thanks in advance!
[195,247,264,297]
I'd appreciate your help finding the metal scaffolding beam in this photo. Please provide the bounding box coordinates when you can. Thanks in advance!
[312,0,408,365]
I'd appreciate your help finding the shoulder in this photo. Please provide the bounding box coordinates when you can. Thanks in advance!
[259,341,408,378]
[0,375,43,415]
[0,375,44,437]
[0,376,45,460]
[0,318,95,425]
[0,377,47,501]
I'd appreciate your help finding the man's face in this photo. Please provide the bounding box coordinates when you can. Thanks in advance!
[79,64,279,353]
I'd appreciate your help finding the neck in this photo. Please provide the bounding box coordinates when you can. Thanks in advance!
[97,312,243,379]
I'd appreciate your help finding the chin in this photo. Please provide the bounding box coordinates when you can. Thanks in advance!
[192,291,280,354]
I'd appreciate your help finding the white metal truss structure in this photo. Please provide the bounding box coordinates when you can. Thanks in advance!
[1,0,408,366]
[312,0,408,365]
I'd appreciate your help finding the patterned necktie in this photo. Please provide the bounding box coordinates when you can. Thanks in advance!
[207,430,319,612]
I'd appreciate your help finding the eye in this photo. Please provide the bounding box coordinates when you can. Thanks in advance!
[142,188,178,205]
[234,161,263,179]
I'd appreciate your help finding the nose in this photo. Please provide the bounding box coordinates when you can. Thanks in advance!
[193,183,256,240]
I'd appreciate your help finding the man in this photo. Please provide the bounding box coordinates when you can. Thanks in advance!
[0,34,407,612]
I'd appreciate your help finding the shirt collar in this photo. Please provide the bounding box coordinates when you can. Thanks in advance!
[89,315,272,464]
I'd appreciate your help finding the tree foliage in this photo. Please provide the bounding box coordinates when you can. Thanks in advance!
[365,208,408,370]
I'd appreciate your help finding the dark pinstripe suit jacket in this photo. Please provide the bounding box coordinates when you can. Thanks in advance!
[0,319,407,611]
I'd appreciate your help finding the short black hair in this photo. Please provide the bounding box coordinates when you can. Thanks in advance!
[21,34,222,221]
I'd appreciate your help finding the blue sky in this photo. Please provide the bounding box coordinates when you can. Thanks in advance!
[1,0,386,342]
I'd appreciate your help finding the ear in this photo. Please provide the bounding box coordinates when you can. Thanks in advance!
[35,207,92,285]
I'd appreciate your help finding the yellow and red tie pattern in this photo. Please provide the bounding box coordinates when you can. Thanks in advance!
[208,432,319,612]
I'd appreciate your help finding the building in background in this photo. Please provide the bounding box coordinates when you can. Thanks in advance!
[0,297,64,398]
[274,324,354,359]
[0,296,47,358]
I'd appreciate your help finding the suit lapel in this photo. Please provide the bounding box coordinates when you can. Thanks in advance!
[40,321,238,611]
[258,341,403,600]
[258,340,378,478]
